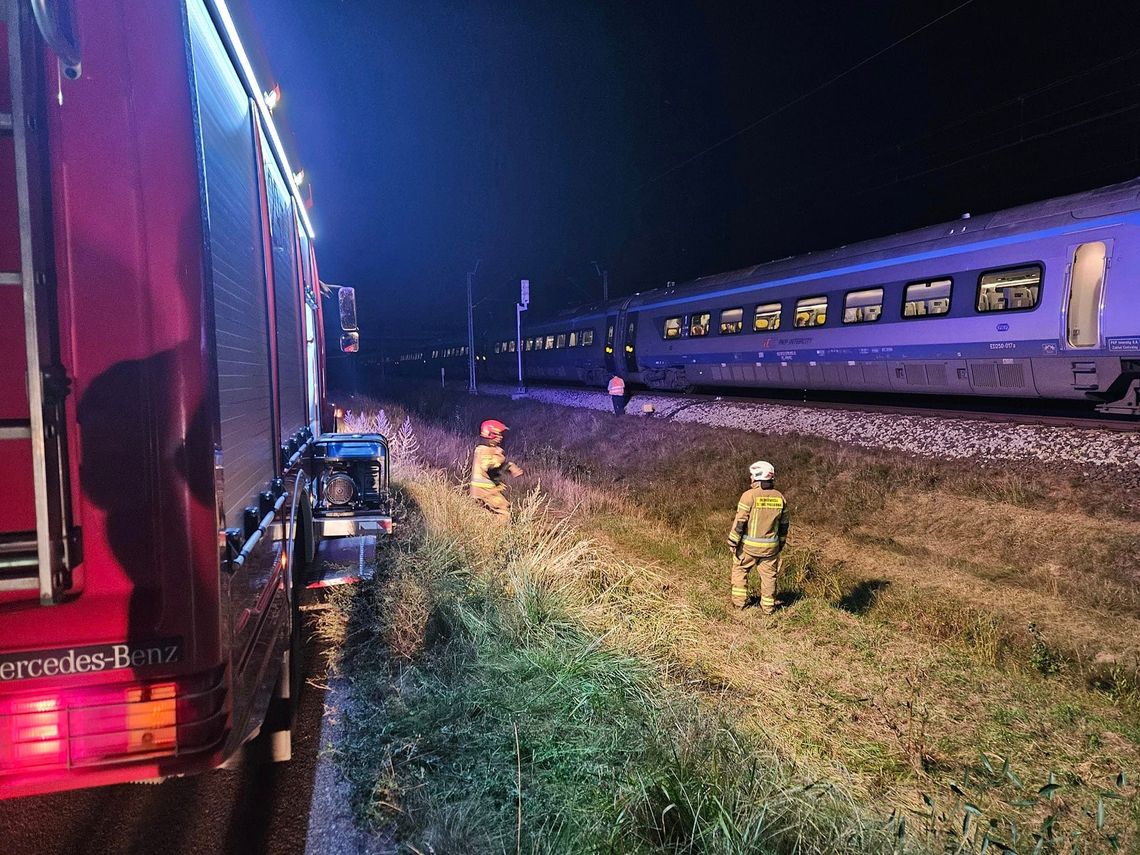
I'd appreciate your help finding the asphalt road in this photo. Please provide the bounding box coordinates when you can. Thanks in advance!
[0,622,331,855]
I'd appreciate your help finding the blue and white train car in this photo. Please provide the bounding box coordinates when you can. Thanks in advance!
[484,177,1140,414]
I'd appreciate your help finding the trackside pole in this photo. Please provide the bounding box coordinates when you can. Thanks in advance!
[466,260,479,395]
[514,279,529,399]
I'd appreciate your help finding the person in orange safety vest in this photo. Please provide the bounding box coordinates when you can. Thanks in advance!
[469,419,524,517]
[607,375,629,415]
[727,460,789,613]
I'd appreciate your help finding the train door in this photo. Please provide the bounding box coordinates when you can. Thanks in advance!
[1065,241,1107,348]
[603,315,617,374]
[624,313,639,373]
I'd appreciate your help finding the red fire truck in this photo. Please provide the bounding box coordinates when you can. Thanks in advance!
[0,0,390,798]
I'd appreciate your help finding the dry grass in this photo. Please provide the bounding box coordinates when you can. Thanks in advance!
[319,469,902,853]
[332,388,1140,852]
[367,386,1140,664]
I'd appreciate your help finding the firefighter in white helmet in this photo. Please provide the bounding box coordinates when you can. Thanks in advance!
[727,460,789,613]
[469,419,524,517]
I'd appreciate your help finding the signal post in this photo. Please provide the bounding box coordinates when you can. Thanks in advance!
[513,279,529,399]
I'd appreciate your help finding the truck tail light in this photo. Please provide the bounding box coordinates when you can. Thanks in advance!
[0,670,227,776]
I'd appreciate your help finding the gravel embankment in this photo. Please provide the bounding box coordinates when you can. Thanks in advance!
[478,384,1140,472]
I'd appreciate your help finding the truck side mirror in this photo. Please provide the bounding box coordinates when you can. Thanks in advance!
[338,287,358,331]
[340,331,360,353]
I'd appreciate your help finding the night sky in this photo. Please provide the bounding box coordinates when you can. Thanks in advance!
[243,0,1140,352]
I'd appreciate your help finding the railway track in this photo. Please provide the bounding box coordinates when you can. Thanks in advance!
[630,387,1140,433]
[461,379,1138,433]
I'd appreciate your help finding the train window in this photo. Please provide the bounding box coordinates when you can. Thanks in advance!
[903,278,952,317]
[606,323,615,354]
[794,296,827,328]
[583,329,594,346]
[976,264,1041,312]
[569,331,578,347]
[663,317,683,339]
[719,308,744,334]
[545,335,555,349]
[753,302,782,331]
[843,288,884,324]
[690,312,711,337]
[556,333,567,348]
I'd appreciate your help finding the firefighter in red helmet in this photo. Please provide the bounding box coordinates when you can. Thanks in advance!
[469,419,524,517]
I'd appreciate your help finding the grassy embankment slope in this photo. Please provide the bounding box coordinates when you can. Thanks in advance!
[321,389,1139,852]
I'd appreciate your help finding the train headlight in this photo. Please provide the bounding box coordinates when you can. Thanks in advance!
[323,473,356,506]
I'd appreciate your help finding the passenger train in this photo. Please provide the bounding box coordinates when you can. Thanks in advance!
[397,177,1140,415]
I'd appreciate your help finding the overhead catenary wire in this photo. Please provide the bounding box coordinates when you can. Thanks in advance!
[750,83,1140,227]
[762,57,1140,199]
[852,100,1140,199]
[638,0,978,189]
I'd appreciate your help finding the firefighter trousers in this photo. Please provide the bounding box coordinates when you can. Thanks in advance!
[731,551,779,612]
[472,485,510,518]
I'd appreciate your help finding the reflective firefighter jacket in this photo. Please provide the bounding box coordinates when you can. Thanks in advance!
[728,485,789,558]
[469,443,522,497]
